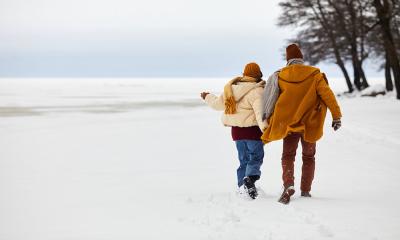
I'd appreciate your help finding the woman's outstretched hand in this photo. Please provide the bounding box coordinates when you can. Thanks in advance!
[200,92,209,100]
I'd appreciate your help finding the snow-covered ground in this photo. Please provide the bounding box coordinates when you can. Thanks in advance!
[0,78,399,240]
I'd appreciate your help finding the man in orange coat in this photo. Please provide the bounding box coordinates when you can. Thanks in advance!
[261,44,342,204]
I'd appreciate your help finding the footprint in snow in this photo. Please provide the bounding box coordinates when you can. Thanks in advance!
[318,224,334,238]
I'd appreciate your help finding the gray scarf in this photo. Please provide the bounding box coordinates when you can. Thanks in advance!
[260,58,304,122]
[287,58,304,66]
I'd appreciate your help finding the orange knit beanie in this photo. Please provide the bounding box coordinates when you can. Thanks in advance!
[243,62,263,79]
[286,44,303,61]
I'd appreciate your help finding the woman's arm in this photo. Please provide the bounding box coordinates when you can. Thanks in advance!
[203,93,225,111]
[251,95,267,131]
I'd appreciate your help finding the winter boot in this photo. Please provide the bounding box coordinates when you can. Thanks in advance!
[243,176,258,199]
[278,186,295,204]
[301,191,312,197]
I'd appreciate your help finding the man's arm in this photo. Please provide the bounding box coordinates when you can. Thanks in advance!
[316,73,342,120]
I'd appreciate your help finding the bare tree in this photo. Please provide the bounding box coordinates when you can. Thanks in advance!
[278,0,354,92]
[364,9,394,91]
[372,0,400,99]
[326,0,370,90]
[278,0,400,98]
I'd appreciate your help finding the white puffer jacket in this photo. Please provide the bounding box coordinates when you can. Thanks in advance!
[205,79,266,131]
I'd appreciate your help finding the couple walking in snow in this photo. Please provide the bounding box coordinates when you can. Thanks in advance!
[200,44,342,204]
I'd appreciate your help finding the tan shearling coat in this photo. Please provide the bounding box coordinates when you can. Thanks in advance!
[205,77,266,131]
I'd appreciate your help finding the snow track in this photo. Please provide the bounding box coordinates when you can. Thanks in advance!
[179,191,336,240]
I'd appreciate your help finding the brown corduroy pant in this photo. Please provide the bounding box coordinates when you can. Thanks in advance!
[281,133,316,192]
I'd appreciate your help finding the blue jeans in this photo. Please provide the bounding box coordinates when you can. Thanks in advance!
[235,140,264,187]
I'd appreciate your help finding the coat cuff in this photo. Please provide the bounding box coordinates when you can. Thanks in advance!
[331,108,342,120]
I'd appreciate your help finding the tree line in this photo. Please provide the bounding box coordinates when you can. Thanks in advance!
[278,0,400,99]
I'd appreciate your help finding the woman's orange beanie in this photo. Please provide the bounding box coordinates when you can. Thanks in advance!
[243,62,263,79]
[286,44,304,61]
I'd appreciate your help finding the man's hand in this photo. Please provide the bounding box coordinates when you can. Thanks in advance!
[200,92,210,100]
[332,119,341,131]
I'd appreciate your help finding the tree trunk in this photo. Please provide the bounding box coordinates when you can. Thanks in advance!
[313,0,353,92]
[328,0,370,91]
[385,51,394,91]
[348,0,369,90]
[337,60,354,93]
[373,0,400,99]
[386,37,400,99]
[359,65,369,89]
[352,58,369,90]
[352,58,362,90]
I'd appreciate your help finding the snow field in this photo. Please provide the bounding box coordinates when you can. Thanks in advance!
[0,78,399,240]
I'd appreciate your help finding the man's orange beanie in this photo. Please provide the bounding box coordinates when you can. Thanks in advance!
[243,62,263,79]
[286,44,304,61]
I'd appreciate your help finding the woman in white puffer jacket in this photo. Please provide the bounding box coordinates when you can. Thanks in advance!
[200,62,266,199]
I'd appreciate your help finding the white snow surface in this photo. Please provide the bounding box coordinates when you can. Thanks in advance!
[0,78,399,240]
[361,84,386,96]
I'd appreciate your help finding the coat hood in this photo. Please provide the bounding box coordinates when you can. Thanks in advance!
[279,65,320,83]
[231,78,265,101]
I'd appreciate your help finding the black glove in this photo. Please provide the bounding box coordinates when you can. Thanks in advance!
[332,119,341,131]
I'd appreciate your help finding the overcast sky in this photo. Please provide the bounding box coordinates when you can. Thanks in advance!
[0,0,381,78]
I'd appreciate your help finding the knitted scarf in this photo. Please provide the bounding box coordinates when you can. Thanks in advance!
[261,58,304,121]
[223,76,259,114]
[286,58,304,66]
